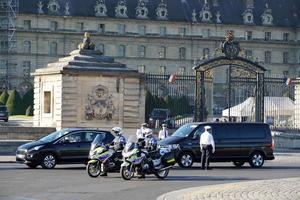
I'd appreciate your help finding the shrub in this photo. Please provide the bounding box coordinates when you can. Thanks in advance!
[0,90,9,105]
[6,89,24,115]
[26,105,33,116]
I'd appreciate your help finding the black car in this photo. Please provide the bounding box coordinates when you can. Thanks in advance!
[16,128,114,169]
[0,106,9,122]
[159,122,275,168]
[148,108,174,128]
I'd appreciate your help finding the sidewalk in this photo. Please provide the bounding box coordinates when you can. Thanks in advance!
[157,177,300,200]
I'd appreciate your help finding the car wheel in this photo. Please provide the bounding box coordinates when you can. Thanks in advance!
[26,163,38,169]
[233,161,245,167]
[249,152,264,168]
[178,152,194,168]
[41,153,57,169]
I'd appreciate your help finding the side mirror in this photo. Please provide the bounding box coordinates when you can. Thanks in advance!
[192,135,199,140]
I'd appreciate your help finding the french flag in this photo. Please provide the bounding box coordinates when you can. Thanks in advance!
[285,78,292,86]
[168,74,176,83]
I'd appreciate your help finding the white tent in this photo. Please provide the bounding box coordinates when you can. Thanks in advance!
[222,97,295,122]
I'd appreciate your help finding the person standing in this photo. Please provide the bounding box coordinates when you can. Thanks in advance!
[200,126,215,170]
[136,123,147,141]
[158,124,169,140]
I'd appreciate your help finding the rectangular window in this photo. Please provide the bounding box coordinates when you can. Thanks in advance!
[179,47,186,60]
[0,60,6,75]
[246,31,252,40]
[138,65,145,73]
[23,41,31,54]
[265,32,271,41]
[117,24,126,35]
[44,91,51,113]
[22,61,31,76]
[283,71,288,77]
[159,26,166,36]
[202,29,210,38]
[118,45,126,57]
[178,27,187,36]
[50,21,58,31]
[77,22,84,31]
[264,51,271,64]
[159,46,166,59]
[283,33,289,42]
[0,41,8,52]
[159,66,166,75]
[178,66,186,75]
[137,45,146,58]
[245,50,253,59]
[138,25,146,35]
[24,20,31,30]
[283,52,289,64]
[98,24,105,33]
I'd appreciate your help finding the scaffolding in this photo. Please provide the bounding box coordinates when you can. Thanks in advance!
[0,0,18,90]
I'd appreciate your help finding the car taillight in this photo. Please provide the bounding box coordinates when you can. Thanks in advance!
[271,138,275,150]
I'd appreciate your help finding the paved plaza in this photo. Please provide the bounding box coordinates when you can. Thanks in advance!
[158,178,300,200]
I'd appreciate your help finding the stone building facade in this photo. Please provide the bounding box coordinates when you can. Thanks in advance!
[1,0,300,90]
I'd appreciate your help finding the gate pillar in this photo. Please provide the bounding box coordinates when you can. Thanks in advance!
[255,72,264,122]
[195,70,205,122]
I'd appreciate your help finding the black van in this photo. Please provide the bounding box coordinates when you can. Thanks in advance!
[159,122,275,168]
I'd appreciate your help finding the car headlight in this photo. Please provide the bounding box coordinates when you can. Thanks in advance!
[30,145,44,151]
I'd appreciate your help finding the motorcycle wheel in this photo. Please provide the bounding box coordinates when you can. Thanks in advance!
[154,169,169,179]
[87,162,101,178]
[121,166,134,180]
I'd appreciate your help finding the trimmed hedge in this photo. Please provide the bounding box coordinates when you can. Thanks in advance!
[6,89,24,115]
[23,88,34,110]
[0,90,9,105]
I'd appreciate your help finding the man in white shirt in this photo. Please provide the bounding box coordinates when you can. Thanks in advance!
[200,125,215,170]
[158,124,169,140]
[136,123,147,141]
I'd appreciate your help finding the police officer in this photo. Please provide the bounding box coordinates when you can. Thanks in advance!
[200,126,215,170]
[136,123,148,142]
[144,128,157,151]
[158,123,169,140]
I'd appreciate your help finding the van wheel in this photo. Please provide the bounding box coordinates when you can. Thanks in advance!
[41,153,57,169]
[233,161,245,167]
[249,152,264,168]
[178,152,194,168]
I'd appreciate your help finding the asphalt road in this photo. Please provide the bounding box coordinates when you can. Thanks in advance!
[0,153,300,200]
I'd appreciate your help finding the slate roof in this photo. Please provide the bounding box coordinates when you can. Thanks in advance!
[20,0,300,28]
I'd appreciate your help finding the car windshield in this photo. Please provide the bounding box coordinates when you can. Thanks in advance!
[151,110,168,117]
[39,130,69,143]
[0,107,7,112]
[172,124,198,137]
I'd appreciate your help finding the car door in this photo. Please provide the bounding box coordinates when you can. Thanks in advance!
[187,125,205,161]
[212,124,241,160]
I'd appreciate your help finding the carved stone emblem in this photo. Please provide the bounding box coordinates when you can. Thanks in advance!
[261,3,273,25]
[95,0,107,17]
[85,85,115,121]
[199,0,212,22]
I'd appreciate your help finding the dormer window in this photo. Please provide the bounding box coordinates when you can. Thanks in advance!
[47,0,60,14]
[156,0,168,20]
[136,0,149,19]
[199,2,212,22]
[261,3,273,25]
[115,0,128,18]
[95,0,107,17]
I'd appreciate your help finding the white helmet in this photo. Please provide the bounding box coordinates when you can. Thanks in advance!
[112,127,122,135]
[144,128,153,137]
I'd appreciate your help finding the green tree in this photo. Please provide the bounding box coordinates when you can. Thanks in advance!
[0,90,9,105]
[6,89,24,115]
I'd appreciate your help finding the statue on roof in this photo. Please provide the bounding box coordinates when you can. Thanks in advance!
[78,32,95,50]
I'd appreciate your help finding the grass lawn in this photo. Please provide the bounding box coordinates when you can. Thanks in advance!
[9,115,33,120]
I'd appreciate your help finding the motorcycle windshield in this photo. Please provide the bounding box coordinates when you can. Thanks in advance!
[123,135,137,154]
[90,134,106,151]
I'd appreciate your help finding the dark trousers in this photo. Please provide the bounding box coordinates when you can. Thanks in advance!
[201,144,212,169]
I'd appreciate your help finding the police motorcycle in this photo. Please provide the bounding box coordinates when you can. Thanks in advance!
[86,127,125,178]
[120,132,178,180]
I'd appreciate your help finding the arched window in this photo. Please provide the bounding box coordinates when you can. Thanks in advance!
[23,41,31,54]
[118,45,126,57]
[138,45,146,58]
[49,42,57,55]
